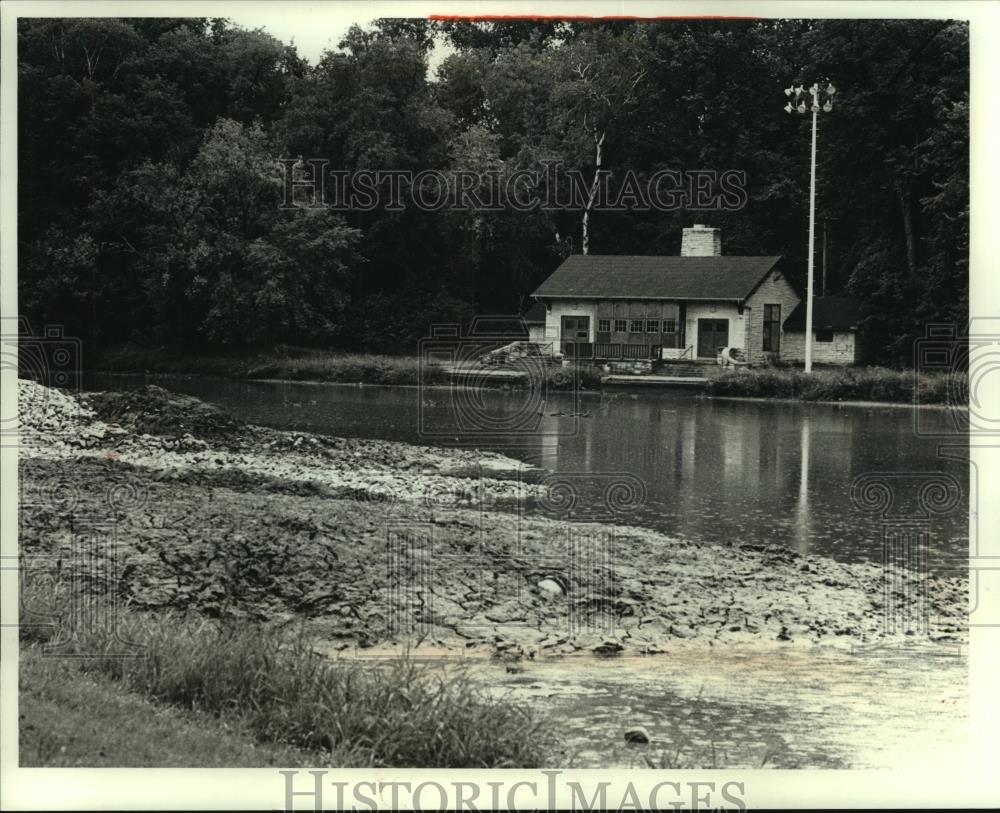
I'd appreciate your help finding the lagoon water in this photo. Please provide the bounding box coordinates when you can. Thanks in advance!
[89,375,969,570]
[87,374,971,769]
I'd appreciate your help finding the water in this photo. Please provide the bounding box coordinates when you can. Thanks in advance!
[88,374,969,569]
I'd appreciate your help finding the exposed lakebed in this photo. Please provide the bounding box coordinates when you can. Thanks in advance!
[88,374,970,572]
[21,378,970,768]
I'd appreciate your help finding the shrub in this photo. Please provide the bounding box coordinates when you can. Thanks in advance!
[704,366,961,404]
[20,577,556,768]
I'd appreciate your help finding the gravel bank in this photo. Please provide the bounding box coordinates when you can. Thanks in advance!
[18,380,967,655]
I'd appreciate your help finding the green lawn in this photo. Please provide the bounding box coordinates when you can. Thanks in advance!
[19,577,558,768]
[20,647,320,767]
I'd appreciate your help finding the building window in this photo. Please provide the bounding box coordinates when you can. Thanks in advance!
[614,319,628,333]
[763,304,781,352]
[815,329,834,343]
[597,318,611,333]
[646,319,660,333]
[629,319,644,333]
[662,319,677,333]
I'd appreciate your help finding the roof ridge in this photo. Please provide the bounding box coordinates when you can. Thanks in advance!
[532,255,785,301]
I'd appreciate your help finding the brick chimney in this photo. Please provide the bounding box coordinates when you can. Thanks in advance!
[680,224,722,257]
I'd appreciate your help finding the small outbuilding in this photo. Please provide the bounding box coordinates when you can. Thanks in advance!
[521,300,548,346]
[782,296,861,366]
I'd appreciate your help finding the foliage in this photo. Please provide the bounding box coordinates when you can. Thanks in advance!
[20,648,318,767]
[19,18,968,366]
[95,345,606,390]
[21,576,558,768]
[704,365,963,404]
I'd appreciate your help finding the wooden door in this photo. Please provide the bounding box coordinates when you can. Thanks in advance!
[697,318,729,358]
[560,315,590,357]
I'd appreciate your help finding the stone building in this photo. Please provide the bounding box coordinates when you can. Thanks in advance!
[529,225,860,366]
[782,296,861,365]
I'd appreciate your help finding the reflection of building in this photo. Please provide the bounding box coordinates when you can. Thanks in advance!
[530,225,861,365]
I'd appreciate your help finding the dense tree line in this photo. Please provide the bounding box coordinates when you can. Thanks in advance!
[18,17,968,364]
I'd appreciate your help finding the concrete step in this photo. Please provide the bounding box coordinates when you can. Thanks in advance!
[657,363,713,378]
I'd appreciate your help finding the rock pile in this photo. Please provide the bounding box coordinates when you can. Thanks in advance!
[17,378,538,509]
[18,378,120,450]
[86,385,245,446]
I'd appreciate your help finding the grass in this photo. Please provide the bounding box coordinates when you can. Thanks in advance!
[246,350,448,385]
[20,649,319,767]
[96,344,601,389]
[703,365,963,405]
[97,346,959,403]
[19,577,558,768]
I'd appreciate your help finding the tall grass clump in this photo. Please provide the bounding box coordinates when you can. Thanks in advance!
[246,352,449,386]
[20,577,556,768]
[705,366,963,405]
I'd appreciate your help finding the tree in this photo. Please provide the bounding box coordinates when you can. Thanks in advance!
[547,28,649,253]
[102,120,360,346]
[17,17,969,365]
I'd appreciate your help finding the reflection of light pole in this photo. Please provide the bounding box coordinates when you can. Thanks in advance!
[785,82,836,373]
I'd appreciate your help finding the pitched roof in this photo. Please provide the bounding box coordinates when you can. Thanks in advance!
[522,300,547,324]
[784,296,861,331]
[531,254,784,301]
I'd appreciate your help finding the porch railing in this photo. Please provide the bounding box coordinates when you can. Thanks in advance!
[565,342,661,361]
[661,345,694,361]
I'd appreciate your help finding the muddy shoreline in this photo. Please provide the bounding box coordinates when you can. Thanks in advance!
[18,380,967,656]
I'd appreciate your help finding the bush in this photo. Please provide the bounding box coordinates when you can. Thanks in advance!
[704,366,962,404]
[244,353,454,385]
[20,577,556,768]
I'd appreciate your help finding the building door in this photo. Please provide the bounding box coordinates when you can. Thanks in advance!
[560,315,590,357]
[697,318,729,359]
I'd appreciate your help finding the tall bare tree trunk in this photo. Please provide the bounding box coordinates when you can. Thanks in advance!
[895,179,917,279]
[581,130,605,255]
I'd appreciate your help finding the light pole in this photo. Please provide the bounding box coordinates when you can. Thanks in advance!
[785,82,836,373]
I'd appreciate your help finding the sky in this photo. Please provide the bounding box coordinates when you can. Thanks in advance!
[225,7,452,69]
[226,7,370,63]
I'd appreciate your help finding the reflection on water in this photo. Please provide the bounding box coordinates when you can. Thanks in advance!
[796,416,811,555]
[88,375,968,568]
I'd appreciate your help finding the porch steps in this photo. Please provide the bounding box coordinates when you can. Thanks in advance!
[602,374,708,387]
[656,362,713,378]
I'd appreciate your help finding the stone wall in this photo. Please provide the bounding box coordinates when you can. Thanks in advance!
[783,331,858,365]
[743,272,802,364]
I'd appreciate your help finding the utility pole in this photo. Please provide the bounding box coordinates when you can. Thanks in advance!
[785,83,836,373]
